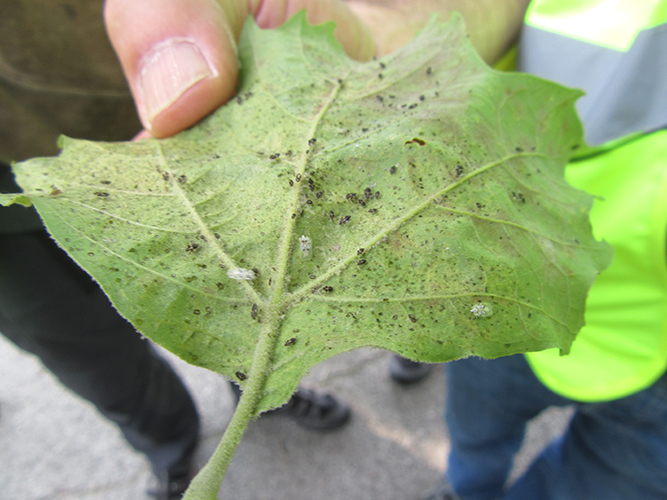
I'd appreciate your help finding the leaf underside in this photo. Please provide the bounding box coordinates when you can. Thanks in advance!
[6,14,611,413]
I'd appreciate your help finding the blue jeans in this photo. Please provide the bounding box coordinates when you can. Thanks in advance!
[445,355,667,500]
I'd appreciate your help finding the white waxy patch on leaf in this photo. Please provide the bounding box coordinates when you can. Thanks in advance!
[470,303,493,318]
[299,235,312,259]
[227,268,256,281]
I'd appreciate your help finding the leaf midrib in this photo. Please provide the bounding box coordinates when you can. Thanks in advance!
[268,80,346,312]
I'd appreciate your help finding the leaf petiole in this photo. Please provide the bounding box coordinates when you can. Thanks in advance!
[183,317,280,499]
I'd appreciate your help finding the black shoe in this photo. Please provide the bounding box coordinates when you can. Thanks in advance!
[279,387,351,431]
[419,479,461,500]
[229,383,351,431]
[150,469,192,500]
[148,443,197,500]
[389,355,433,385]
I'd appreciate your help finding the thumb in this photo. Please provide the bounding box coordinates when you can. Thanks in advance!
[105,0,375,139]
[105,0,244,138]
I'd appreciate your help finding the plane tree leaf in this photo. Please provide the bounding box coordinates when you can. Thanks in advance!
[3,13,611,416]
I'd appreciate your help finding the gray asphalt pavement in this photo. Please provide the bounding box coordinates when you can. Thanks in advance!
[0,335,573,500]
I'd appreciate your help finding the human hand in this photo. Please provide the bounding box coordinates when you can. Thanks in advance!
[104,0,376,139]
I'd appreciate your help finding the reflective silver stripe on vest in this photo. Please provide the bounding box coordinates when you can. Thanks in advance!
[518,23,667,146]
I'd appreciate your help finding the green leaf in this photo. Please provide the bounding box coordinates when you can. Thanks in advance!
[10,13,611,416]
[0,193,32,207]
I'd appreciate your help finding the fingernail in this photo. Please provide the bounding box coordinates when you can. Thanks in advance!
[139,38,214,126]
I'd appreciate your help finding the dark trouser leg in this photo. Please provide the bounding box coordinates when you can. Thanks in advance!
[445,355,571,500]
[446,355,667,500]
[507,371,667,500]
[0,230,199,472]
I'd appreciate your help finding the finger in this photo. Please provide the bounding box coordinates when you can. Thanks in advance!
[105,0,246,138]
[345,1,426,56]
[249,0,375,61]
[133,129,153,141]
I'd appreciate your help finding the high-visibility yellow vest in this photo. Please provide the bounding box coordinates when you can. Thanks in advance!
[521,0,667,401]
